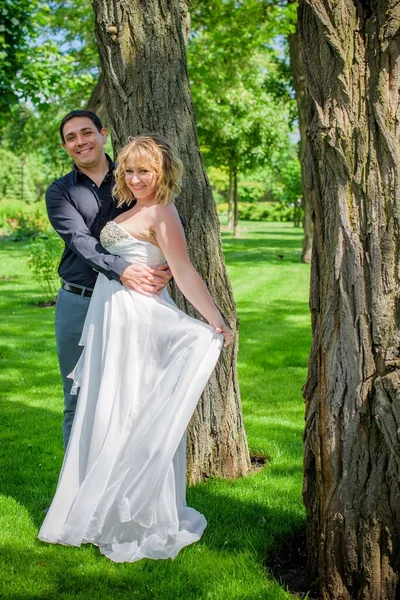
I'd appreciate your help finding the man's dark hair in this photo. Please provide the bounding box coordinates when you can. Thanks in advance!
[59,110,103,142]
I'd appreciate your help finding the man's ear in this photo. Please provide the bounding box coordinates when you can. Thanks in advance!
[101,128,107,144]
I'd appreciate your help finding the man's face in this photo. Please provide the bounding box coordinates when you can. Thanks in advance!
[62,117,107,170]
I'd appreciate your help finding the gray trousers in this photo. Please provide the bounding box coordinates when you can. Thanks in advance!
[55,288,91,450]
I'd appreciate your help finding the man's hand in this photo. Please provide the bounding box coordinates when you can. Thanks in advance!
[120,262,172,296]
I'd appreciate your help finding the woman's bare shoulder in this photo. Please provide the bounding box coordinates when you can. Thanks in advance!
[151,203,180,223]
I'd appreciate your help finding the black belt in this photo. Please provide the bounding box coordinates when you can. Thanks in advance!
[61,282,93,298]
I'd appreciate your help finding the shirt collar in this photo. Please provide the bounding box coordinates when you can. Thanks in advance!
[73,154,114,184]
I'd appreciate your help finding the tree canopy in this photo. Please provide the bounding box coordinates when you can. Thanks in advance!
[0,0,300,206]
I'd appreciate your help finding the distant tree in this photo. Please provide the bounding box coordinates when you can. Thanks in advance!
[188,0,298,235]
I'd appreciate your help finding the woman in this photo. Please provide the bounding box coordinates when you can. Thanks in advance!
[38,135,232,563]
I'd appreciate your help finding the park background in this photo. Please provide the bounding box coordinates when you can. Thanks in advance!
[0,1,310,598]
[3,1,392,599]
[2,1,310,598]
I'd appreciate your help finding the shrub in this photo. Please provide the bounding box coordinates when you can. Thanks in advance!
[217,201,301,223]
[0,201,49,239]
[6,210,50,241]
[0,148,37,203]
[28,232,63,301]
[217,202,229,214]
[238,181,266,204]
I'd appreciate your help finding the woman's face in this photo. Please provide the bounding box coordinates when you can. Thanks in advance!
[124,159,158,202]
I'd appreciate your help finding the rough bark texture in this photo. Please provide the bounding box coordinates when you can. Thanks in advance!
[288,23,314,264]
[87,75,108,126]
[299,1,400,598]
[92,0,251,483]
[87,1,190,125]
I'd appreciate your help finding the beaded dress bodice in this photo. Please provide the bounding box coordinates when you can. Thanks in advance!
[100,221,166,267]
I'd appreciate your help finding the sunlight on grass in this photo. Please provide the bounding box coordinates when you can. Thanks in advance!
[0,222,310,599]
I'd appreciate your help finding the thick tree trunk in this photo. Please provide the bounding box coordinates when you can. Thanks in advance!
[288,22,314,264]
[92,0,250,483]
[299,1,400,599]
[87,75,108,126]
[87,0,190,127]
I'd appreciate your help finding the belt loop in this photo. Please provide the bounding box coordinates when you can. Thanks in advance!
[81,288,86,297]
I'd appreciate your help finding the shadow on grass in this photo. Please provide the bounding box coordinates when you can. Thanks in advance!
[238,300,310,362]
[0,543,278,600]
[0,394,305,600]
[221,227,305,266]
[0,233,310,598]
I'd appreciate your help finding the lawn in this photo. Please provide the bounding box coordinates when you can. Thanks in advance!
[0,221,311,600]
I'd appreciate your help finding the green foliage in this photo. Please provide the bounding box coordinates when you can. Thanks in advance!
[0,0,97,168]
[218,201,299,223]
[2,104,75,179]
[0,1,94,127]
[0,147,42,203]
[237,181,266,204]
[4,210,48,241]
[0,0,38,122]
[28,231,63,300]
[189,1,297,175]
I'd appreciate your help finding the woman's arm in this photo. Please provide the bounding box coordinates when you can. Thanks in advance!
[152,205,232,345]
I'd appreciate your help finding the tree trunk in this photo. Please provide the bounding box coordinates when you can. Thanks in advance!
[86,75,108,126]
[227,166,233,231]
[92,0,251,483]
[233,166,239,237]
[288,21,313,264]
[299,1,400,598]
[87,0,190,127]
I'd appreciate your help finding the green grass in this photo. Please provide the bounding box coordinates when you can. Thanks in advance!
[0,221,311,599]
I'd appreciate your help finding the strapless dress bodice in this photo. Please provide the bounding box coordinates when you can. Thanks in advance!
[100,221,166,267]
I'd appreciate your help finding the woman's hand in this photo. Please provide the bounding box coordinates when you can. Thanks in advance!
[209,316,233,347]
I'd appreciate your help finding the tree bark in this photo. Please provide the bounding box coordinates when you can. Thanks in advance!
[87,0,190,127]
[299,1,400,598]
[87,75,108,126]
[92,0,251,483]
[288,21,314,264]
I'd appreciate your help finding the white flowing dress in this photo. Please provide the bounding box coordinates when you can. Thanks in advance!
[38,221,223,563]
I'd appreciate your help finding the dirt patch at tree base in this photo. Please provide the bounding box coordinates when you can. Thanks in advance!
[33,300,56,308]
[250,451,269,473]
[267,525,320,599]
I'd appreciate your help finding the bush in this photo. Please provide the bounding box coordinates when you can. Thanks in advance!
[238,181,266,204]
[0,148,37,203]
[0,201,49,239]
[6,211,50,241]
[217,201,302,223]
[28,232,63,301]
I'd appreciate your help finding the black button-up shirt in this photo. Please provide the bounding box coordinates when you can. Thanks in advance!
[46,157,131,288]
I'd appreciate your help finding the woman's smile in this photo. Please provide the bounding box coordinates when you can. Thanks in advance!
[125,163,158,201]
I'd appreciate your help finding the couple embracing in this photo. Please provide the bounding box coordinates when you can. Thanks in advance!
[38,110,231,562]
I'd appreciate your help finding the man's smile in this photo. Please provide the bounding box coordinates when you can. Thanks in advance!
[77,147,93,155]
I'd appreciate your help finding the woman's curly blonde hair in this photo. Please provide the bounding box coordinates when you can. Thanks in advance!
[113,135,183,207]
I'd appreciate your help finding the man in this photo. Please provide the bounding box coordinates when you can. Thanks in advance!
[46,110,171,449]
